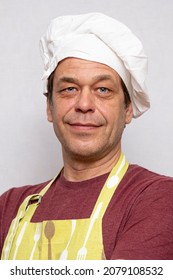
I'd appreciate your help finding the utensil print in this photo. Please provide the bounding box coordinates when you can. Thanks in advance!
[3,209,25,260]
[76,202,103,260]
[44,220,55,260]
[59,219,76,260]
[29,223,42,260]
[3,217,18,260]
[13,221,27,259]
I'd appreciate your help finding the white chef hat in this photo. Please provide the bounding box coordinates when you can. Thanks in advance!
[40,12,150,118]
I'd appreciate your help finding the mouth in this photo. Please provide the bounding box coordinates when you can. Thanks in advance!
[68,122,102,131]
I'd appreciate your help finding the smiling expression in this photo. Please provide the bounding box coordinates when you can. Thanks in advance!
[47,58,133,162]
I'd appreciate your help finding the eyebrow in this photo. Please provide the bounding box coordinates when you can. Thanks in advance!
[57,76,79,84]
[57,74,116,84]
[93,74,116,83]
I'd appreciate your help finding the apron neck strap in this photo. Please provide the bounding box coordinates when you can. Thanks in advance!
[90,152,129,219]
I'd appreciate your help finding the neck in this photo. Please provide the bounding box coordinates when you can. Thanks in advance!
[62,147,122,182]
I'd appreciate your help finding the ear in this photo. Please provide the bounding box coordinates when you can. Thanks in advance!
[125,103,133,124]
[46,99,53,122]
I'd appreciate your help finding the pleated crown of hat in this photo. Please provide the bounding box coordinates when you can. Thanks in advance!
[40,12,150,118]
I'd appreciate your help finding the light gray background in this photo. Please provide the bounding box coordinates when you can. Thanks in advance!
[0,0,173,194]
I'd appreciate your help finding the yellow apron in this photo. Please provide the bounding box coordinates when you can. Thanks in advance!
[1,153,128,260]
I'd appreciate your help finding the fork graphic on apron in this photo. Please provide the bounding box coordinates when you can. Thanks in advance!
[76,202,103,260]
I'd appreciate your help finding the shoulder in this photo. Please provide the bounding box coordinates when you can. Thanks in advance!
[0,179,52,254]
[108,165,173,259]
[111,164,173,230]
[0,180,51,224]
[127,164,173,183]
[119,165,173,239]
[0,180,51,204]
[123,164,173,193]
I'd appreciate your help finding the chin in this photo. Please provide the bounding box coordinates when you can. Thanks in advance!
[64,144,108,162]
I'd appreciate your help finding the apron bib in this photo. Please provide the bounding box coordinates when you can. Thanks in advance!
[1,153,128,260]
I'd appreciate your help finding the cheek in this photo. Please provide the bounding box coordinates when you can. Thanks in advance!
[98,101,122,124]
[104,103,127,134]
[53,95,75,116]
[52,107,63,125]
[51,108,64,140]
[51,101,72,128]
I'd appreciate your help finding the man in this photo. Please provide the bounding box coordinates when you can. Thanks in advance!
[0,13,173,260]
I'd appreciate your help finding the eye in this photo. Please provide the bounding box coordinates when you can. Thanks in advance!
[98,87,110,94]
[66,87,77,93]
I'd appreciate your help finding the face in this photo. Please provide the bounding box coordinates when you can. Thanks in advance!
[47,58,133,162]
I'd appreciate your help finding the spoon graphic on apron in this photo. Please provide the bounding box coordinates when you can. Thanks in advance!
[44,220,55,260]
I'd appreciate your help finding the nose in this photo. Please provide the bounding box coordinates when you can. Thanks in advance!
[74,87,95,113]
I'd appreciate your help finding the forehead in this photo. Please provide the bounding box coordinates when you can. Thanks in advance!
[54,57,121,81]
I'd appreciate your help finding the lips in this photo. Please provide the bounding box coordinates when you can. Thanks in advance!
[69,122,100,127]
[67,122,102,131]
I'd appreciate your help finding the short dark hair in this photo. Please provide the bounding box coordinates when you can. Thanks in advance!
[44,70,131,108]
[120,78,131,108]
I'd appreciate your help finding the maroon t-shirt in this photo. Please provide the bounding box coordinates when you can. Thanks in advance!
[1,164,173,259]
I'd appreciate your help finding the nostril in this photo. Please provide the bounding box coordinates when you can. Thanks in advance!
[74,91,95,113]
[75,106,94,113]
